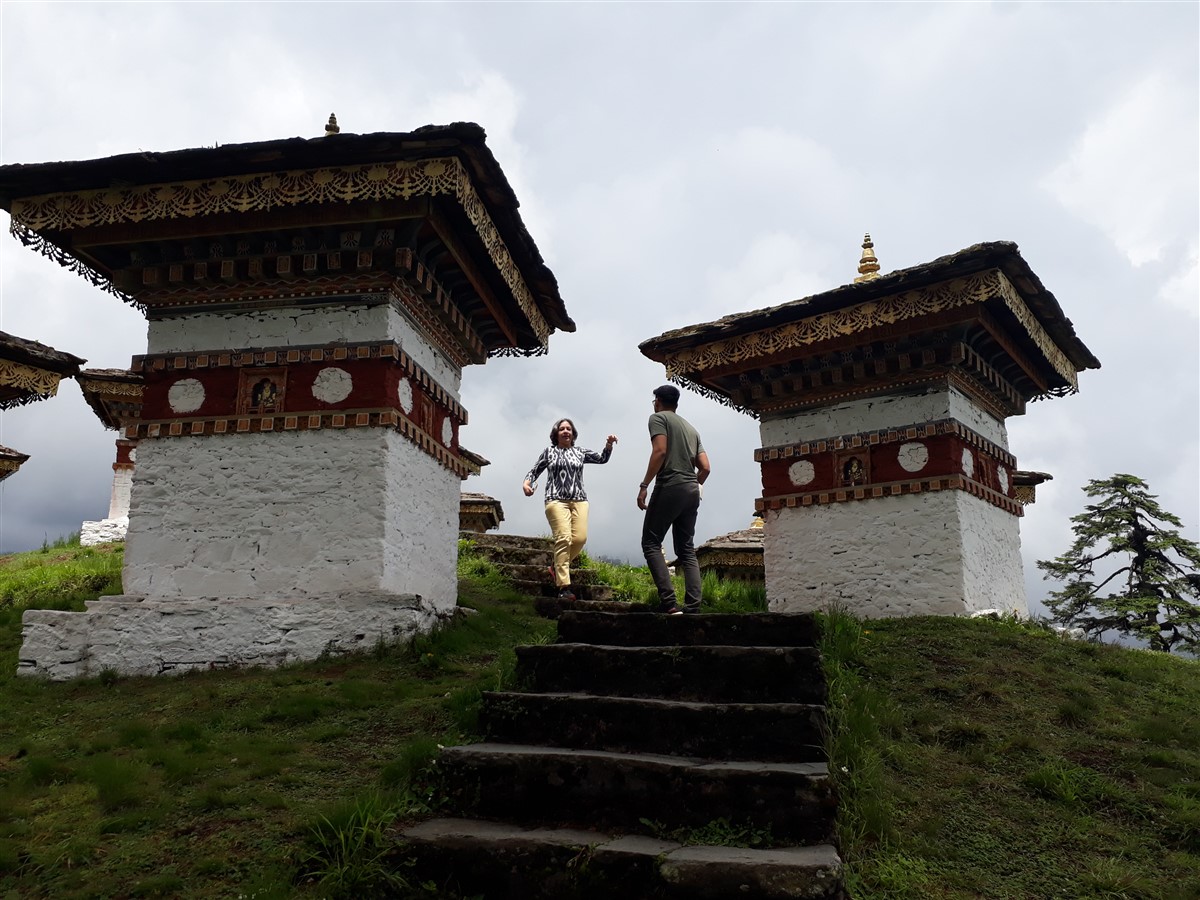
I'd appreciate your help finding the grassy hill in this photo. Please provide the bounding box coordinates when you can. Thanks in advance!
[1,541,1197,898]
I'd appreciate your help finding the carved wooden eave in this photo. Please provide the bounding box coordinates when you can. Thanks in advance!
[458,447,491,477]
[0,444,31,482]
[639,242,1100,419]
[683,524,765,579]
[0,330,85,409]
[0,123,572,361]
[459,491,504,532]
[76,368,144,430]
[1013,469,1052,506]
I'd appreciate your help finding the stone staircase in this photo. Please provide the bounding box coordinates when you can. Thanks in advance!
[462,531,633,615]
[399,596,844,899]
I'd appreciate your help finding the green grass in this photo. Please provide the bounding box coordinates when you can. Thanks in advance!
[0,539,554,899]
[0,537,122,615]
[820,608,1200,899]
[578,553,767,613]
[3,539,1197,897]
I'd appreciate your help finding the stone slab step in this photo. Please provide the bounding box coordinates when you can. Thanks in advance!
[515,582,617,604]
[467,543,553,567]
[516,643,826,704]
[480,691,827,762]
[461,532,553,552]
[501,563,602,585]
[438,743,835,843]
[557,610,820,648]
[401,818,844,899]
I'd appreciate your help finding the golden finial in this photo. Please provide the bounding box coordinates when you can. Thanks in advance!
[325,114,340,136]
[854,233,881,283]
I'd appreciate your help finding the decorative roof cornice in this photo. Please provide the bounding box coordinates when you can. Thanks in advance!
[640,241,1099,374]
[0,123,573,345]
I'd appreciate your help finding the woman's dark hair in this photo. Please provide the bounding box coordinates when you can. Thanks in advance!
[550,418,578,446]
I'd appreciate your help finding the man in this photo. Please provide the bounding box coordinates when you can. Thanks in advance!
[637,384,711,615]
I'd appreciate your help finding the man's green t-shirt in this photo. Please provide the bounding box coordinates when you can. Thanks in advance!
[648,411,704,487]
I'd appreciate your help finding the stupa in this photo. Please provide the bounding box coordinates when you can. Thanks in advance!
[641,237,1098,618]
[0,119,571,677]
[76,368,144,545]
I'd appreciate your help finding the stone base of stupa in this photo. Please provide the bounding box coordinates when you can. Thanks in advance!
[17,591,447,680]
[80,517,128,546]
[763,489,1027,619]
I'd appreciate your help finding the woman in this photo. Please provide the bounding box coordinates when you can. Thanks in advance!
[523,418,618,600]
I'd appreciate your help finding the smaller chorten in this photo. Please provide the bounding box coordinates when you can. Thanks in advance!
[854,233,881,283]
[325,113,340,136]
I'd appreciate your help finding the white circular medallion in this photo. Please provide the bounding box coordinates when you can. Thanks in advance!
[128,447,137,463]
[442,417,454,447]
[998,466,1010,493]
[788,459,815,487]
[897,442,929,473]
[168,378,205,414]
[397,379,413,415]
[312,367,353,404]
[961,448,975,478]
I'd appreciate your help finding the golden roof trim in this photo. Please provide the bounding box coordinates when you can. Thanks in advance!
[9,157,549,347]
[661,268,1077,393]
[0,359,64,400]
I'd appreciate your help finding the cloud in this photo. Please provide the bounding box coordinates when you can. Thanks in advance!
[1042,71,1199,269]
[1157,239,1199,317]
[704,232,831,318]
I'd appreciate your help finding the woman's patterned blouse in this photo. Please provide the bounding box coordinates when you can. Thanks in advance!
[524,444,613,502]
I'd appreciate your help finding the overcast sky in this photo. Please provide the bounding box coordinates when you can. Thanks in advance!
[0,2,1196,616]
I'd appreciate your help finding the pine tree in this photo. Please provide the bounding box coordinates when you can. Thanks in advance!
[1037,474,1200,654]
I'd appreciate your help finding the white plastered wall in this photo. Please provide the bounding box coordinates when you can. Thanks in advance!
[383,429,461,615]
[957,491,1026,614]
[124,429,397,599]
[147,298,461,393]
[108,464,133,519]
[763,491,1024,617]
[759,384,1025,618]
[759,384,1008,449]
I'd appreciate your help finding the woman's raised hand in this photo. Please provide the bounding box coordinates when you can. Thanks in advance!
[606,434,619,446]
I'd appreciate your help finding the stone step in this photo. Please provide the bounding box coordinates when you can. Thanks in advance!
[470,543,554,567]
[481,691,827,762]
[437,744,836,844]
[533,595,636,618]
[516,643,826,704]
[400,818,844,899]
[500,563,603,585]
[513,580,617,603]
[556,610,820,648]
[461,532,553,552]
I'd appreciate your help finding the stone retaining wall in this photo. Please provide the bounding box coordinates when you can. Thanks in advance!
[19,591,445,680]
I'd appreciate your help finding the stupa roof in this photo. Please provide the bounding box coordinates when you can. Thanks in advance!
[76,368,143,430]
[640,241,1099,417]
[0,122,571,359]
[697,524,765,553]
[0,330,85,409]
[0,443,31,482]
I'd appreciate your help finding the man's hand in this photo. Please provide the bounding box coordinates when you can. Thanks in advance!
[522,480,535,497]
[637,485,648,510]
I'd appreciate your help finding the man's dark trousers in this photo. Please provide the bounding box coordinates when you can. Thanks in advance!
[641,481,702,613]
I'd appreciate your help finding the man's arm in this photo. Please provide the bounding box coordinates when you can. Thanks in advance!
[636,434,668,510]
[695,451,711,485]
